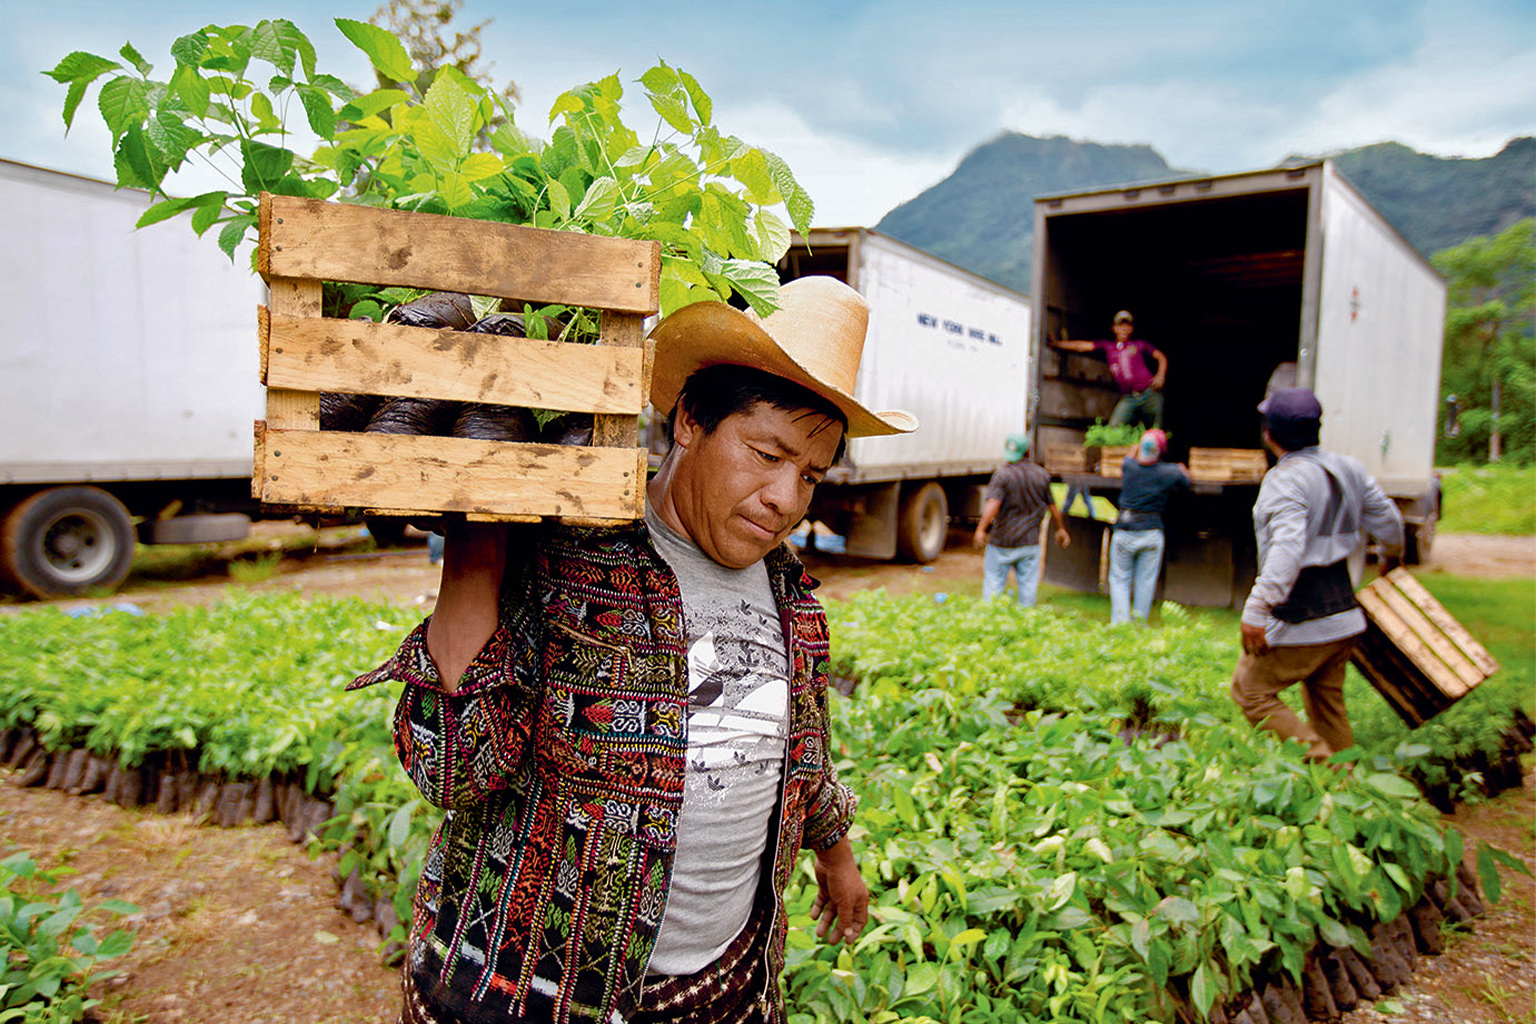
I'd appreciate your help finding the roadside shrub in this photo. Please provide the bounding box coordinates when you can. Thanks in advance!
[0,852,138,1023]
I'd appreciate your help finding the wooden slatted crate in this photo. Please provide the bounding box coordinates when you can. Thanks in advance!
[1045,442,1098,474]
[1097,445,1135,478]
[253,193,661,525]
[1189,447,1268,483]
[1351,568,1501,727]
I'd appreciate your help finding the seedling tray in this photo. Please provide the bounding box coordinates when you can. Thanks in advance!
[1189,447,1267,483]
[1351,568,1500,727]
[252,193,660,525]
[1045,442,1098,475]
[1097,445,1135,478]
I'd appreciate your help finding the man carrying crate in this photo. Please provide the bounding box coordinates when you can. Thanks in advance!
[352,277,916,1024]
[1229,388,1404,762]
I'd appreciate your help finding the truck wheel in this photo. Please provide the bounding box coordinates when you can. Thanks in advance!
[1405,516,1436,565]
[0,487,136,599]
[897,482,949,563]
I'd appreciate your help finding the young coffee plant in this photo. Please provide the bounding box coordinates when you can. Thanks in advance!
[46,18,812,317]
[1084,421,1148,448]
[0,853,138,1023]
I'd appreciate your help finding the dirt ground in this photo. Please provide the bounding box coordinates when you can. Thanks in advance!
[2,524,1532,1023]
[14,523,1530,618]
[0,783,400,1024]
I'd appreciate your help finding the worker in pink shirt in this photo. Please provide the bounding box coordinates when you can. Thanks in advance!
[1051,309,1169,428]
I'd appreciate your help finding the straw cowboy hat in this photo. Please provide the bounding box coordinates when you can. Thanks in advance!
[648,276,919,438]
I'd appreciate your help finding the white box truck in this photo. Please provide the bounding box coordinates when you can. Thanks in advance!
[778,228,1033,561]
[0,159,267,598]
[1030,160,1446,607]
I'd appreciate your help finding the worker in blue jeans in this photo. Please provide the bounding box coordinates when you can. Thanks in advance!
[1108,429,1189,624]
[974,434,1071,606]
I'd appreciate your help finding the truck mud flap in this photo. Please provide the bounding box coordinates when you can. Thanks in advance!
[1044,516,1107,593]
[1162,532,1236,609]
[843,482,900,560]
[139,513,252,546]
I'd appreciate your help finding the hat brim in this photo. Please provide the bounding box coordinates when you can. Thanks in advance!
[647,301,918,439]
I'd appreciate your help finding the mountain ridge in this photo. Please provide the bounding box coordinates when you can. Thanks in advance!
[873,133,1535,292]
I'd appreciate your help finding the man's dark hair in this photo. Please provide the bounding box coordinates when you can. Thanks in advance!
[1262,415,1320,452]
[669,364,849,464]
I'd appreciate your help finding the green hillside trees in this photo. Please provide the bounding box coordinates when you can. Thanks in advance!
[1433,219,1536,465]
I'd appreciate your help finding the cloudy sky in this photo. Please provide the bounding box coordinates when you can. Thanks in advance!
[2,0,1531,225]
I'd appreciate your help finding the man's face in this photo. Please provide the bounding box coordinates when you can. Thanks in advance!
[662,400,843,569]
[1113,320,1134,341]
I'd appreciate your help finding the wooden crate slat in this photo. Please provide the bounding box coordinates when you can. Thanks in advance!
[252,421,268,500]
[1351,637,1422,728]
[263,313,645,414]
[1370,579,1483,690]
[1098,446,1134,478]
[1386,569,1502,676]
[1045,443,1096,474]
[263,278,322,431]
[258,428,644,520]
[1354,621,1458,727]
[1189,447,1267,483]
[1355,586,1468,698]
[1351,627,1440,727]
[592,312,648,447]
[259,194,660,316]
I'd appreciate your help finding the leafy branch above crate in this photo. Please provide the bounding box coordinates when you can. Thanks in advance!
[47,18,810,317]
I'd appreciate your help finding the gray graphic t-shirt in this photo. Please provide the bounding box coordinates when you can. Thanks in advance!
[644,505,789,975]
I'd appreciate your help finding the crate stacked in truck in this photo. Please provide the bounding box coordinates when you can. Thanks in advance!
[1188,447,1268,483]
[1045,442,1098,474]
[253,193,660,525]
[1351,568,1500,727]
[1096,446,1135,478]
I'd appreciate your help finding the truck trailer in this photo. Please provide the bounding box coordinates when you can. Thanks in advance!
[1030,160,1445,607]
[0,159,267,599]
[777,228,1033,562]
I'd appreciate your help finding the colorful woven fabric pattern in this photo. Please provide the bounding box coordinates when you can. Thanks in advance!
[352,523,855,1023]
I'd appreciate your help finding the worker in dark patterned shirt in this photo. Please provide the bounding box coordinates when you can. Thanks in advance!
[973,434,1070,606]
[353,277,917,1024]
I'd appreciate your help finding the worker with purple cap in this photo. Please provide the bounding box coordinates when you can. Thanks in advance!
[1107,428,1189,624]
[1230,387,1404,762]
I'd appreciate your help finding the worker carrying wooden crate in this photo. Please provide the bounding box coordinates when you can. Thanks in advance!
[352,276,917,1024]
[1229,387,1405,762]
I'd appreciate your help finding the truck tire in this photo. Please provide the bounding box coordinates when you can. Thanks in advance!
[897,482,948,564]
[0,487,136,599]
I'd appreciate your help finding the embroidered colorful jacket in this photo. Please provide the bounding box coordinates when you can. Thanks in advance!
[349,523,857,1023]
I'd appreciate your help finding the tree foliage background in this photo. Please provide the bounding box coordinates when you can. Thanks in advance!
[1432,219,1535,465]
[367,0,515,101]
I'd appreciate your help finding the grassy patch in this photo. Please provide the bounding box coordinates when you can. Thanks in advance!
[1419,574,1536,715]
[1439,464,1536,535]
[227,552,285,584]
[124,525,378,589]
